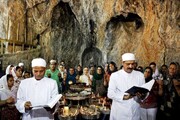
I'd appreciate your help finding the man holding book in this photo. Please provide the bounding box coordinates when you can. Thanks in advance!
[15,58,59,120]
[107,53,146,120]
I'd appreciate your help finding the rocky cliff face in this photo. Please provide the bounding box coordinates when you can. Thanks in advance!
[0,0,179,68]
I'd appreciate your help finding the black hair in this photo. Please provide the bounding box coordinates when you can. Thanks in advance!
[16,66,22,71]
[149,62,156,66]
[169,62,177,67]
[144,67,153,82]
[6,74,13,81]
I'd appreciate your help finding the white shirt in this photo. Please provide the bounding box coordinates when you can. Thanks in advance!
[107,69,145,120]
[0,75,8,89]
[0,88,16,100]
[79,74,93,86]
[15,77,58,120]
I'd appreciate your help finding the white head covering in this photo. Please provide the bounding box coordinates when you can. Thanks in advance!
[0,75,8,90]
[5,65,13,74]
[18,62,24,67]
[122,53,136,61]
[31,58,46,67]
[50,59,57,64]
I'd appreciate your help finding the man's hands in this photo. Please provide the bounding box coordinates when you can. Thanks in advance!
[136,92,147,100]
[123,94,133,100]
[123,92,147,100]
[24,101,32,110]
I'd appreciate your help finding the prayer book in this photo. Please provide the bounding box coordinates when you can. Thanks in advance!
[125,80,155,96]
[31,94,62,109]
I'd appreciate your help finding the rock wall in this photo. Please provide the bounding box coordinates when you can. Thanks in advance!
[0,0,179,70]
[2,47,41,71]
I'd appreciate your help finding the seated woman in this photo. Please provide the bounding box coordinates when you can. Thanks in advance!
[92,66,107,97]
[79,67,93,86]
[0,74,21,120]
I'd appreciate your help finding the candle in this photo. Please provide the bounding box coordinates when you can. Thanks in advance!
[64,106,69,116]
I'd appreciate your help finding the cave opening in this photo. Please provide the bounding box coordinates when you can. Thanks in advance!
[82,47,102,67]
[106,12,143,30]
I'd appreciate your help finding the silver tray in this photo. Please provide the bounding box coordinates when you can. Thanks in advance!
[81,112,100,119]
[58,115,78,120]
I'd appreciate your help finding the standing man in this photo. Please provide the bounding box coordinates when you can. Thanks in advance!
[15,58,58,120]
[107,53,145,120]
[45,59,62,93]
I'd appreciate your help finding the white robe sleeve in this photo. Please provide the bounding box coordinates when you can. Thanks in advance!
[107,72,126,102]
[15,83,27,113]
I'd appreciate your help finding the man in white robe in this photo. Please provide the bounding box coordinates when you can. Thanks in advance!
[107,53,145,120]
[15,58,59,120]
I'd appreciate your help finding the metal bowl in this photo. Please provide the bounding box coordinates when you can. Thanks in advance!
[81,112,101,120]
[58,106,79,120]
[58,115,78,120]
[69,84,85,92]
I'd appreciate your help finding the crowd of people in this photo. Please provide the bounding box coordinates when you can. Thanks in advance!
[0,53,179,120]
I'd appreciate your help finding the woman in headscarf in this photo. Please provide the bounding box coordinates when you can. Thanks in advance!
[92,66,107,97]
[11,66,23,88]
[140,67,163,120]
[0,74,21,120]
[104,61,118,86]
[0,65,14,89]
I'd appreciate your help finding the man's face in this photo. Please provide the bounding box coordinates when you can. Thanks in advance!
[32,66,46,80]
[50,63,56,70]
[168,64,177,76]
[69,68,75,75]
[123,60,135,73]
[161,66,168,73]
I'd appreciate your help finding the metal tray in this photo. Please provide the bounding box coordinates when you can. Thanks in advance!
[58,115,78,120]
[81,112,101,120]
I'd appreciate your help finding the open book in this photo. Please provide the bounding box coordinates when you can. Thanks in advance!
[31,94,62,109]
[125,80,155,96]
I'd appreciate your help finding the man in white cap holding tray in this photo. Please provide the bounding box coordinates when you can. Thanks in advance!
[108,53,145,120]
[15,58,59,120]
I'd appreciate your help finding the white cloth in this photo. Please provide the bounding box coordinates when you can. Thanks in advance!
[0,75,8,89]
[50,60,56,64]
[140,107,157,120]
[0,76,17,106]
[152,67,160,80]
[122,53,135,61]
[107,69,145,120]
[79,74,93,86]
[18,63,24,67]
[5,65,13,74]
[0,85,17,99]
[15,77,58,120]
[31,58,46,67]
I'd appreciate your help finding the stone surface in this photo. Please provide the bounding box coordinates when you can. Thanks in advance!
[0,0,179,70]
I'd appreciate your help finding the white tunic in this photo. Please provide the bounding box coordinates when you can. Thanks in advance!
[79,74,93,86]
[107,69,145,120]
[15,77,58,120]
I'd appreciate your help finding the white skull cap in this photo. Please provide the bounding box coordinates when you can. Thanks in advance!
[122,53,136,61]
[50,59,57,64]
[31,58,46,67]
[18,62,24,66]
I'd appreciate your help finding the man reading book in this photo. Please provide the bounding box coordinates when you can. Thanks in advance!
[15,58,59,120]
[107,53,146,120]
